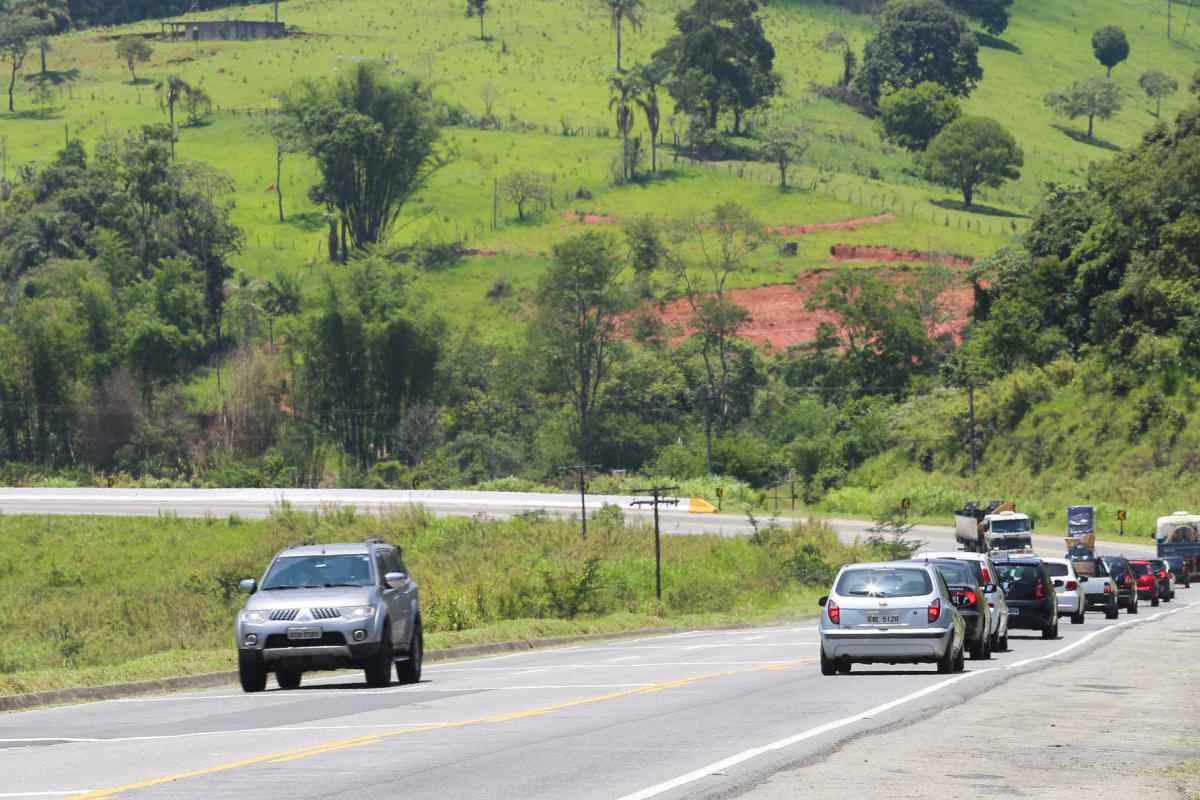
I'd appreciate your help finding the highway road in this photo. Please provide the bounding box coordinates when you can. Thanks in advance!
[4,590,1196,799]
[0,488,1157,558]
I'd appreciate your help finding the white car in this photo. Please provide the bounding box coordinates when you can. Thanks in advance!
[1042,557,1086,624]
[918,551,1010,651]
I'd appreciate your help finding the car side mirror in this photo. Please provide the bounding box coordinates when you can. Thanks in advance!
[983,583,997,594]
[818,595,828,607]
[239,578,257,595]
[385,571,408,589]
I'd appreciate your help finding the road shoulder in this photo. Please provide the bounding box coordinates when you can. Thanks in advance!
[733,603,1200,800]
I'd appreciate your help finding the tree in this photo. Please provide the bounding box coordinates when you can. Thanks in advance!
[531,232,626,460]
[0,13,39,112]
[605,0,643,71]
[182,85,210,126]
[1044,77,1123,140]
[267,115,302,222]
[13,0,70,74]
[1139,70,1178,118]
[664,203,764,472]
[465,0,488,41]
[924,116,1023,208]
[501,169,547,221]
[632,61,664,172]
[608,70,638,182]
[1092,26,1129,78]
[155,75,189,158]
[653,0,780,133]
[945,0,1012,35]
[283,63,447,258]
[856,0,982,105]
[758,121,810,189]
[878,81,962,151]
[115,35,152,83]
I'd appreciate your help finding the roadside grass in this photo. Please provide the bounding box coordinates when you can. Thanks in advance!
[0,506,867,697]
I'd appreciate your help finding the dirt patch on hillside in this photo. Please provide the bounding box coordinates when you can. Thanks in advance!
[563,212,618,225]
[829,244,974,268]
[766,213,896,236]
[640,267,973,351]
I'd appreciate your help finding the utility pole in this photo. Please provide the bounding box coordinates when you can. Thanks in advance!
[967,384,977,476]
[561,464,595,540]
[631,486,679,601]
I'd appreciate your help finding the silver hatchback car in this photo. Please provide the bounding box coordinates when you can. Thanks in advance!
[819,562,966,675]
[235,539,422,692]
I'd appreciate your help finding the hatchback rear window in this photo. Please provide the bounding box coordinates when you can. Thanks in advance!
[932,561,974,585]
[836,568,932,598]
[996,563,1041,583]
[1130,562,1151,575]
[1045,562,1070,577]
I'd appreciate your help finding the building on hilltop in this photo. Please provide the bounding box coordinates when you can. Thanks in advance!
[160,20,286,42]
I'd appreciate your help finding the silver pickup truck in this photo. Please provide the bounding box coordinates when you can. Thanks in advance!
[1065,552,1120,619]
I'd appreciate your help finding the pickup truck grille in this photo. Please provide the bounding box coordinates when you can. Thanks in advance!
[269,609,299,621]
[310,607,341,620]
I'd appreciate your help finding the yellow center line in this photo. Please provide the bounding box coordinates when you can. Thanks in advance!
[70,658,813,799]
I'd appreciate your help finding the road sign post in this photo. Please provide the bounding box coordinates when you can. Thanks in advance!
[901,497,912,523]
[631,486,679,601]
[716,486,724,512]
[1118,509,1126,537]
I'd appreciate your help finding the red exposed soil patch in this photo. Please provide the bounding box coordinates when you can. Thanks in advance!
[765,213,896,236]
[829,244,974,268]
[563,212,618,225]
[639,267,974,351]
[459,248,500,257]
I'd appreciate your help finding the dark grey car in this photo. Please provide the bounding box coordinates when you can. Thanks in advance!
[235,539,422,692]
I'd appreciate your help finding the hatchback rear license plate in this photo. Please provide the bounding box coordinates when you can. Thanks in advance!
[868,615,900,625]
[287,627,322,641]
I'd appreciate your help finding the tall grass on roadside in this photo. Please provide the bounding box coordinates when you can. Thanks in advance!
[0,507,896,692]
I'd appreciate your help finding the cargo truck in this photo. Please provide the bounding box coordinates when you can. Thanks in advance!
[1156,511,1200,582]
[954,500,1034,554]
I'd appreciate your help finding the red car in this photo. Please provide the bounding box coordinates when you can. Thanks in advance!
[1130,560,1162,607]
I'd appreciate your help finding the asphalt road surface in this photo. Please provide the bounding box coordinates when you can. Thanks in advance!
[4,589,1195,799]
[0,488,1157,558]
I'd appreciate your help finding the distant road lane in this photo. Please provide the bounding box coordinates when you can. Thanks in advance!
[2,596,1195,799]
[0,488,1155,558]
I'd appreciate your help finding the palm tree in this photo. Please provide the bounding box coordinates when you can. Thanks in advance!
[608,71,639,182]
[605,0,643,71]
[632,62,664,173]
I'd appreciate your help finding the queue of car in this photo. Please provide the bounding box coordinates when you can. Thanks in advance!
[817,542,1185,676]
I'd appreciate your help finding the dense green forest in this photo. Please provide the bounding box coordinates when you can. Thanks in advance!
[1,0,1198,529]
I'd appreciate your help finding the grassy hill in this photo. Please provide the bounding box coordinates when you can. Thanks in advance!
[7,0,1195,368]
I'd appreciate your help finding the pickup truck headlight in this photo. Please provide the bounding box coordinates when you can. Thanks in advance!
[240,610,268,623]
[341,606,376,620]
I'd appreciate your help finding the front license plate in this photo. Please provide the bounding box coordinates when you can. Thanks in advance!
[868,615,901,625]
[287,627,322,641]
[1008,608,1020,616]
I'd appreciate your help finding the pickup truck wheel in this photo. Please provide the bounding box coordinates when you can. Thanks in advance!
[364,622,394,688]
[820,648,838,676]
[239,660,266,693]
[1070,610,1085,624]
[276,669,302,690]
[396,619,423,685]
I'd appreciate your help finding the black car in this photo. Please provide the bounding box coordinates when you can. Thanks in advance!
[995,557,1059,639]
[1100,556,1140,614]
[1163,556,1191,589]
[921,558,993,660]
[1149,558,1176,601]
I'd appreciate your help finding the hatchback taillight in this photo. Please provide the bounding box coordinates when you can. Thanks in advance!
[1103,584,1113,594]
[1124,575,1133,587]
[1158,571,1166,579]
[928,598,941,623]
[953,590,977,607]
[1066,580,1078,591]
[1034,581,1046,601]
[827,600,840,625]
[980,566,992,584]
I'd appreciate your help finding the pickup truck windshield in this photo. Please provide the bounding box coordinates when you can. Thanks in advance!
[262,555,375,590]
[991,518,1030,533]
[836,568,932,598]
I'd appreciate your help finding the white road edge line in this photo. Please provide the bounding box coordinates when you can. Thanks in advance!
[612,600,1200,800]
[0,793,96,798]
